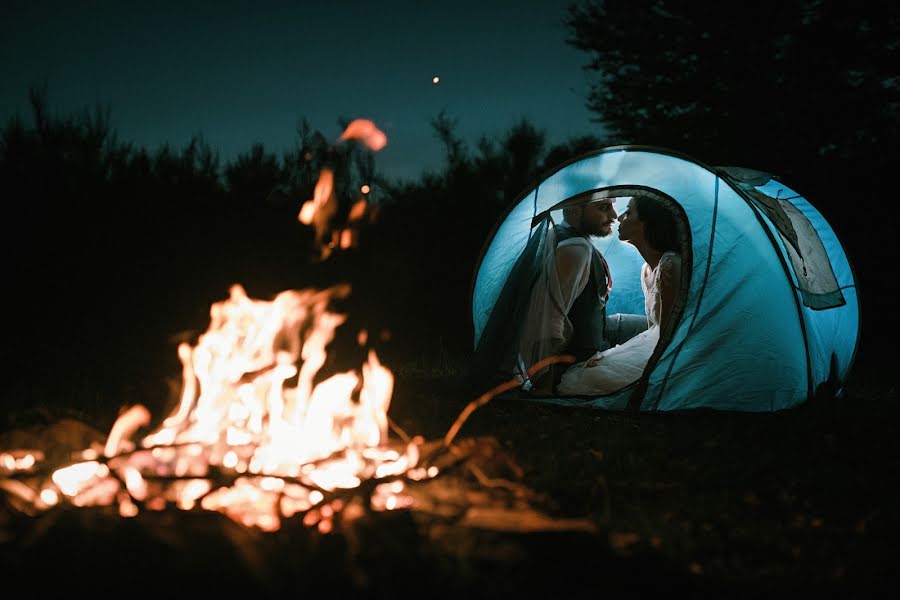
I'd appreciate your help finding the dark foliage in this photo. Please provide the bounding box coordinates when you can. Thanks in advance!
[566,1,899,179]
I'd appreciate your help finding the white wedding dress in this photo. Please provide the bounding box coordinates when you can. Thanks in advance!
[557,251,680,395]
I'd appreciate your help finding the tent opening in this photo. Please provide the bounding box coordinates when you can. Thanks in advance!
[474,184,693,401]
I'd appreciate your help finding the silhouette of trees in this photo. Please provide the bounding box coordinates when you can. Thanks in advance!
[0,85,603,402]
[1,90,299,404]
[566,0,900,200]
[225,143,283,206]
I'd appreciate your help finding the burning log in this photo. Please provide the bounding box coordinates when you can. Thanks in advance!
[1,283,414,531]
[0,284,589,540]
[0,433,616,596]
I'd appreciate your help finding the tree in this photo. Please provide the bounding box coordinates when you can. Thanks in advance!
[566,1,900,199]
[224,142,281,203]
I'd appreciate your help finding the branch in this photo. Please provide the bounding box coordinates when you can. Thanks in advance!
[436,354,575,455]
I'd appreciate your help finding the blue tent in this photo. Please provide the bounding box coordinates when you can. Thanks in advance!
[471,147,859,411]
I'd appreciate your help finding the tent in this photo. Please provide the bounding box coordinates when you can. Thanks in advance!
[471,146,859,411]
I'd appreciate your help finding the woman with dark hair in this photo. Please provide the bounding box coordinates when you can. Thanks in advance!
[557,195,684,395]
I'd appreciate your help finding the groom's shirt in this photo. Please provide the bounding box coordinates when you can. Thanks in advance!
[518,222,612,372]
[553,224,612,360]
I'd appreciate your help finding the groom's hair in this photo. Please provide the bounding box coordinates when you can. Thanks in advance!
[636,196,680,252]
[562,204,582,228]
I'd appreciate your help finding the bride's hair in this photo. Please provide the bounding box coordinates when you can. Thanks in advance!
[635,196,681,253]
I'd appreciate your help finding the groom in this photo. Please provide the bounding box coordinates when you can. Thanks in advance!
[523,195,647,394]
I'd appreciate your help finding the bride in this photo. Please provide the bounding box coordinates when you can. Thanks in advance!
[557,195,683,395]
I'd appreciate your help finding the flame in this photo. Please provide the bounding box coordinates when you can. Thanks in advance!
[348,199,368,222]
[297,120,386,257]
[1,284,424,531]
[105,405,151,457]
[338,119,387,151]
[298,169,338,257]
[298,168,334,225]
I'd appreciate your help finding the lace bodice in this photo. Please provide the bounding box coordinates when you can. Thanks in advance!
[641,251,681,328]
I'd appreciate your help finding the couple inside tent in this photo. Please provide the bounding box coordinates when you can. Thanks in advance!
[473,149,857,411]
[474,188,690,397]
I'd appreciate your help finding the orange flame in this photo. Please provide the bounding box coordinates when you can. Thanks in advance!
[299,168,334,225]
[297,119,386,258]
[348,199,368,223]
[338,119,387,151]
[298,169,338,257]
[1,285,424,531]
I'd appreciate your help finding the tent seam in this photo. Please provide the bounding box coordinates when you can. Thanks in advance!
[651,176,720,411]
[727,178,815,407]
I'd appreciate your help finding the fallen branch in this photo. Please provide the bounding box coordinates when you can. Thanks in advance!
[438,354,575,453]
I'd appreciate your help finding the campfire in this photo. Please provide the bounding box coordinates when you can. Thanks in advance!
[0,283,433,533]
[0,280,580,538]
[0,119,590,544]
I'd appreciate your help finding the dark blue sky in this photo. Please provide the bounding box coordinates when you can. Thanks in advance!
[2,0,599,179]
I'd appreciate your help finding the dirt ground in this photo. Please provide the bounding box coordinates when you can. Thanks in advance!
[0,356,895,598]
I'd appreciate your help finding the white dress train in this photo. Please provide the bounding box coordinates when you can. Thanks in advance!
[557,251,679,395]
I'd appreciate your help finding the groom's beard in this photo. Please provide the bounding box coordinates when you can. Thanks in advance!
[590,222,615,238]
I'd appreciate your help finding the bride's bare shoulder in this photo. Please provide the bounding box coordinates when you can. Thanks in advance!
[657,252,683,286]
[660,251,683,271]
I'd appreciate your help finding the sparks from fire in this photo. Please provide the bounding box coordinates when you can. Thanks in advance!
[299,119,386,258]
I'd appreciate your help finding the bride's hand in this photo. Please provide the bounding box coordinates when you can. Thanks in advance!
[586,356,602,367]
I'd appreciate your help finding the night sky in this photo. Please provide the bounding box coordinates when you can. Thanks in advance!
[2,0,595,179]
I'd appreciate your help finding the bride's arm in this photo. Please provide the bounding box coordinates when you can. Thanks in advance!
[657,254,683,332]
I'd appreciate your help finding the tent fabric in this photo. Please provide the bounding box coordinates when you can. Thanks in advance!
[729,179,846,310]
[470,147,860,412]
[469,217,555,384]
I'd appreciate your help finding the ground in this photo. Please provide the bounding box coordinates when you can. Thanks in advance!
[0,355,896,598]
[389,356,899,596]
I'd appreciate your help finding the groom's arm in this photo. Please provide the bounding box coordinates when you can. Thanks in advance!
[554,242,592,312]
[519,240,591,392]
[541,241,591,349]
